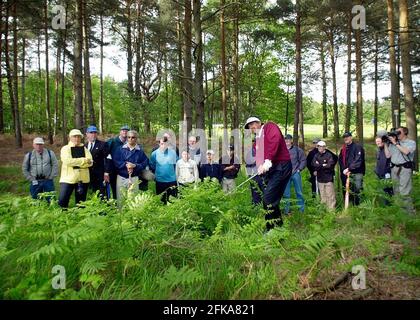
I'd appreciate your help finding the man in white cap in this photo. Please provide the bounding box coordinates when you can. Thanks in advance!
[311,141,338,210]
[245,116,292,231]
[22,137,59,201]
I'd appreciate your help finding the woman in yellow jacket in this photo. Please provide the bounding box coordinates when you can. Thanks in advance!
[58,129,93,208]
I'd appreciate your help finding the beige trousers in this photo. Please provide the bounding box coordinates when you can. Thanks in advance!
[318,182,336,210]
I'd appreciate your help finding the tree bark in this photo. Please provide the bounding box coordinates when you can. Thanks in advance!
[73,0,84,130]
[21,37,25,132]
[399,0,418,169]
[44,0,53,143]
[294,1,302,148]
[12,1,22,147]
[54,44,61,137]
[345,13,352,133]
[232,6,240,130]
[61,3,68,144]
[374,32,379,137]
[320,40,328,138]
[220,0,228,129]
[126,0,134,98]
[176,3,184,124]
[355,27,363,144]
[183,0,193,133]
[327,25,339,140]
[83,0,95,126]
[99,14,104,133]
[193,0,205,130]
[387,0,400,128]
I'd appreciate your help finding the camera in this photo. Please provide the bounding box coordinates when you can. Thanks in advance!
[36,174,46,180]
[162,136,168,143]
[381,129,401,144]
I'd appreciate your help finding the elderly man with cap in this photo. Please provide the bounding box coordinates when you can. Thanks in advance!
[105,125,130,199]
[58,129,93,208]
[312,141,338,210]
[22,137,59,201]
[85,125,110,199]
[245,116,292,231]
[338,132,366,206]
[283,134,307,214]
[199,149,223,183]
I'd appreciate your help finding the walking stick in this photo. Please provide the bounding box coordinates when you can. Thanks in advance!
[315,176,319,196]
[344,172,351,210]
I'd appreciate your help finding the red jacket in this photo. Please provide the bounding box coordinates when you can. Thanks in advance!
[255,122,290,166]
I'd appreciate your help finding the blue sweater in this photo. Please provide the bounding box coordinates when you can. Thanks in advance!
[150,148,178,183]
[113,144,149,178]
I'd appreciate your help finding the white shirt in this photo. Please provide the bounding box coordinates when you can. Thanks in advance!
[176,159,199,184]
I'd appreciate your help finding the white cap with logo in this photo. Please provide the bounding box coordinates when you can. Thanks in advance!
[244,117,262,129]
[33,137,45,145]
[317,141,327,147]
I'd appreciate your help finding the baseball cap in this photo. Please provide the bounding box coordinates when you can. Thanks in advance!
[317,141,327,147]
[244,117,261,129]
[285,134,293,140]
[33,137,45,145]
[206,149,215,155]
[342,132,352,138]
[86,125,98,133]
[312,138,321,144]
[120,125,130,131]
[69,129,83,137]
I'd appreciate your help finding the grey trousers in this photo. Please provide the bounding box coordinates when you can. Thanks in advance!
[391,166,415,214]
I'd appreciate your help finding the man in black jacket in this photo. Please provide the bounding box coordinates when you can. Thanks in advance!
[307,138,321,198]
[375,136,393,201]
[338,132,366,206]
[312,141,338,210]
[85,126,110,199]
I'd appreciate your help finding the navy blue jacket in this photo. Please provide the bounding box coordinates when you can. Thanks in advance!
[338,142,366,175]
[375,147,391,179]
[199,163,223,182]
[113,144,149,179]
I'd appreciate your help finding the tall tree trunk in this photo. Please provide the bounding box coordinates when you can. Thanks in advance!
[294,1,302,148]
[387,0,400,128]
[83,0,95,126]
[61,30,68,145]
[355,27,363,144]
[44,0,53,143]
[327,26,339,140]
[37,34,42,132]
[8,0,22,147]
[345,13,352,133]
[399,0,418,169]
[176,4,184,124]
[183,0,193,133]
[193,0,205,130]
[73,0,84,130]
[232,7,240,130]
[320,39,328,138]
[54,45,61,137]
[0,0,3,134]
[99,13,104,133]
[134,0,145,133]
[20,37,25,132]
[220,0,228,129]
[126,0,134,98]
[374,32,379,137]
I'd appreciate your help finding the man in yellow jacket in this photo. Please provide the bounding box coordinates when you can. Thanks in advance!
[58,129,93,208]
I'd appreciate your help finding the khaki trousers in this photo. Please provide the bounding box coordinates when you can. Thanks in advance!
[318,182,336,210]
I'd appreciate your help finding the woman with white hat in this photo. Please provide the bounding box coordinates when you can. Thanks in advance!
[58,129,93,208]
